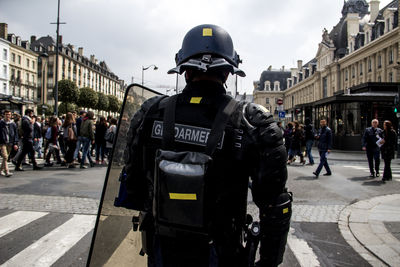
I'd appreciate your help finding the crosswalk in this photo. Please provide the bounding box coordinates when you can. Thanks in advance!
[342,163,400,181]
[0,207,375,267]
[0,210,96,266]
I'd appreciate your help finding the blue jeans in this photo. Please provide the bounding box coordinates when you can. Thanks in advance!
[33,138,43,158]
[305,140,314,164]
[315,150,331,175]
[80,137,93,166]
[74,136,82,160]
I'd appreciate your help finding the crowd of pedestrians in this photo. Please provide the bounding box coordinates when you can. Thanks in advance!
[0,109,118,177]
[282,117,397,182]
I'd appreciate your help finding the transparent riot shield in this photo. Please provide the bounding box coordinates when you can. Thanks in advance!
[87,84,163,267]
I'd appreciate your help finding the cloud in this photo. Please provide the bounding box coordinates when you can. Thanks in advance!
[0,0,395,95]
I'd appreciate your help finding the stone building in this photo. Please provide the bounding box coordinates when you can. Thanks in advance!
[253,67,291,120]
[279,0,399,150]
[0,37,9,95]
[30,35,124,116]
[0,23,39,114]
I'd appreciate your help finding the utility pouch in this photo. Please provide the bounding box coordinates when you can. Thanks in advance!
[153,94,237,239]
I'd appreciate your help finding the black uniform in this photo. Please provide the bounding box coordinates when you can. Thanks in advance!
[124,80,290,267]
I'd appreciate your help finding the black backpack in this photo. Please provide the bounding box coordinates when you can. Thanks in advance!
[153,94,237,239]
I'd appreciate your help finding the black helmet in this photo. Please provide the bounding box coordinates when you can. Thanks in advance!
[168,24,245,77]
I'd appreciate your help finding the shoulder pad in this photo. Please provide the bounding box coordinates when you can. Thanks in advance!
[243,103,274,128]
[141,95,167,113]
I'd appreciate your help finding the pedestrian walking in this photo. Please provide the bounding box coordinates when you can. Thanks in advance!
[283,122,293,157]
[44,116,62,167]
[33,116,43,158]
[287,121,305,165]
[362,119,383,178]
[62,113,78,168]
[13,109,42,171]
[79,111,95,169]
[73,110,86,163]
[304,118,315,165]
[0,110,18,176]
[313,119,332,178]
[105,117,117,158]
[95,117,107,165]
[380,120,397,182]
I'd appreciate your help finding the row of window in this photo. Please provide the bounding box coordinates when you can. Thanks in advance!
[344,48,395,81]
[9,52,36,70]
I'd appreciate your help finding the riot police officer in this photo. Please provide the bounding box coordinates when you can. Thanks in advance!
[124,24,291,267]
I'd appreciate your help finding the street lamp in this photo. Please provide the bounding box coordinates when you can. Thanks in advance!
[38,53,49,116]
[142,65,158,86]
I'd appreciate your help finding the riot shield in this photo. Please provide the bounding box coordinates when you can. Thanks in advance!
[87,84,163,267]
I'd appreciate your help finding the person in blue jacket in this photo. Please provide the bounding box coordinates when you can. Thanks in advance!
[313,119,332,178]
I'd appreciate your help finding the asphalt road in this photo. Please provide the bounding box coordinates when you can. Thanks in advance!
[0,155,400,266]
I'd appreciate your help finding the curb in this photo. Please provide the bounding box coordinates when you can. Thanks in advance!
[338,194,400,267]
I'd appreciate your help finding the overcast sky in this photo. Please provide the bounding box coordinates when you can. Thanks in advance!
[0,0,394,95]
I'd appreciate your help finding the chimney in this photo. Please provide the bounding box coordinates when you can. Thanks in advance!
[297,60,303,71]
[282,65,285,72]
[90,55,95,62]
[370,0,380,23]
[78,47,83,56]
[0,23,7,40]
[30,35,36,43]
[346,13,360,38]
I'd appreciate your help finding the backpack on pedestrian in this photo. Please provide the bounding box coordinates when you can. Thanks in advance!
[104,127,115,144]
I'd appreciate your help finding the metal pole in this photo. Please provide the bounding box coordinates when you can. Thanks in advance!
[141,66,144,86]
[54,0,61,116]
[397,86,400,158]
[175,73,178,94]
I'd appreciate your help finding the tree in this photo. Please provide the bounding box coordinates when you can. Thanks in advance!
[107,95,120,113]
[78,87,98,109]
[96,92,109,111]
[37,104,51,116]
[58,79,79,104]
[59,102,77,115]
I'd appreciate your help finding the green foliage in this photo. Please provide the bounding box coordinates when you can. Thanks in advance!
[78,87,98,109]
[58,80,79,104]
[37,104,51,116]
[107,95,120,112]
[96,92,109,111]
[59,102,77,115]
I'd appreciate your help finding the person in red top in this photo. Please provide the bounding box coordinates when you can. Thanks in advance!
[44,116,62,167]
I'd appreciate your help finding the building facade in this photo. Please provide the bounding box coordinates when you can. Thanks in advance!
[253,68,291,120]
[31,35,124,116]
[257,0,399,150]
[0,23,39,114]
[0,37,9,95]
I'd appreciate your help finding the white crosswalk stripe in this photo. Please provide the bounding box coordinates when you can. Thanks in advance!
[0,211,48,238]
[342,165,400,181]
[0,211,96,267]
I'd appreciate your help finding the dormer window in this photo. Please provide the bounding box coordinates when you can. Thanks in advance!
[264,81,271,91]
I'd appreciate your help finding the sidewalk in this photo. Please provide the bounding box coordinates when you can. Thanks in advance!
[339,194,400,266]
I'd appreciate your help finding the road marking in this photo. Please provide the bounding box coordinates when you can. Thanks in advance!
[287,227,320,267]
[0,211,48,238]
[2,214,96,267]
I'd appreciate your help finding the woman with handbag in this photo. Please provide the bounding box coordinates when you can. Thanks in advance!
[380,120,397,182]
[62,112,78,168]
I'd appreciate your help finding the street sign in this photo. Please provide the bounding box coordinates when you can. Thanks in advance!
[277,105,284,111]
[277,98,283,105]
[278,111,286,118]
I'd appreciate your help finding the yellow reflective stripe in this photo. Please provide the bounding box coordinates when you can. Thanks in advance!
[283,208,289,214]
[190,97,202,104]
[203,28,212,36]
[169,193,197,200]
